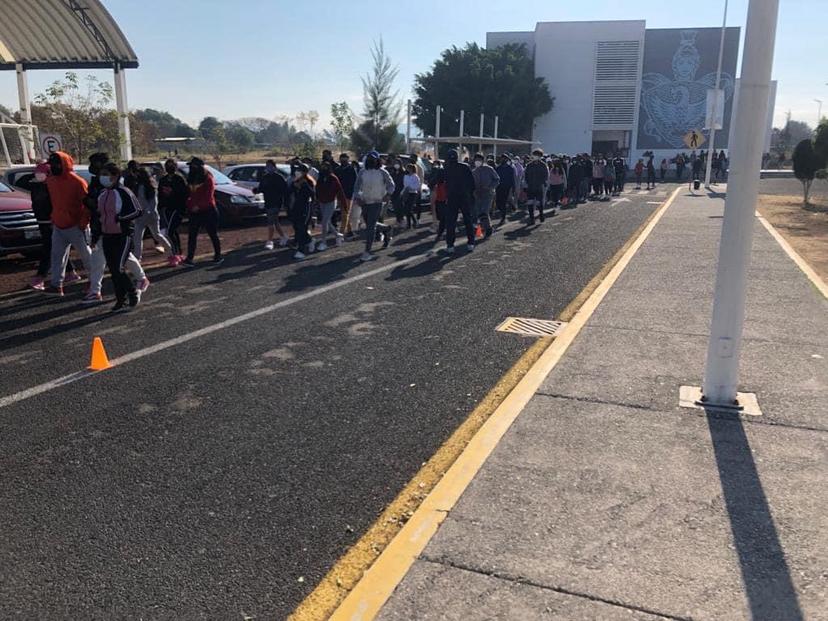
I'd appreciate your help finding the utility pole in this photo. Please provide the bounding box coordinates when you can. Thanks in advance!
[701,0,779,408]
[816,99,823,128]
[435,105,441,159]
[459,110,465,156]
[406,99,412,154]
[705,0,729,189]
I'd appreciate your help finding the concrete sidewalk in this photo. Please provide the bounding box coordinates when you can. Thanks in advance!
[377,191,827,620]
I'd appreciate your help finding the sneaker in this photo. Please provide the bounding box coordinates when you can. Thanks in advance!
[278,236,289,247]
[360,252,376,262]
[44,285,64,297]
[212,256,224,265]
[264,240,275,250]
[467,243,475,252]
[484,228,493,239]
[335,234,344,247]
[180,258,196,268]
[29,276,45,291]
[382,234,391,249]
[81,292,103,305]
[539,211,546,223]
[137,277,150,292]
[128,292,140,308]
[167,255,181,267]
[111,300,128,313]
[293,251,306,261]
[444,246,455,255]
[316,241,328,252]
[64,272,82,284]
[307,240,316,254]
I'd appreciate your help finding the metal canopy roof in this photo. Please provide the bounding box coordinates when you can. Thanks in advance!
[424,136,538,146]
[0,0,138,70]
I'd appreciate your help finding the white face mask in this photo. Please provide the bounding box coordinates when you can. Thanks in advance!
[532,156,540,161]
[394,164,400,169]
[99,175,112,187]
[34,172,47,182]
[474,161,483,168]
[294,171,303,180]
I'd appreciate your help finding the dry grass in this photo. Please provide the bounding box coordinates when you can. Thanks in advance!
[757,194,828,282]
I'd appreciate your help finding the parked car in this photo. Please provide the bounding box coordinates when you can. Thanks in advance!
[0,179,40,257]
[224,163,291,191]
[141,161,265,224]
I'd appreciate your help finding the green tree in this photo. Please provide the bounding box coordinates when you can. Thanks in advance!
[350,38,402,153]
[134,108,196,138]
[413,43,553,143]
[813,118,828,167]
[792,138,821,205]
[330,101,353,151]
[198,116,227,165]
[225,124,255,152]
[31,72,117,160]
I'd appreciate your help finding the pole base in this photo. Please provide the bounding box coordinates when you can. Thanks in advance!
[679,385,763,416]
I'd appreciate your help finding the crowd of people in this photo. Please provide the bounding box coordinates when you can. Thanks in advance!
[25,144,709,313]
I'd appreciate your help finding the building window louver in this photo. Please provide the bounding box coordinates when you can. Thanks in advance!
[593,41,641,128]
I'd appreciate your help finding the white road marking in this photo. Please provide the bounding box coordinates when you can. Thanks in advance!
[611,198,631,207]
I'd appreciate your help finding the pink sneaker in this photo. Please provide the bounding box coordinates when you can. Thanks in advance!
[64,272,82,284]
[167,255,181,267]
[30,276,45,291]
[137,276,150,292]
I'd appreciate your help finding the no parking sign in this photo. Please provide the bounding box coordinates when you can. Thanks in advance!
[40,134,63,155]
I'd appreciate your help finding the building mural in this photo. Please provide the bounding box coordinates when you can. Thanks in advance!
[637,27,740,150]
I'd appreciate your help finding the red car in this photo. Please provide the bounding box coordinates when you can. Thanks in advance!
[0,180,40,257]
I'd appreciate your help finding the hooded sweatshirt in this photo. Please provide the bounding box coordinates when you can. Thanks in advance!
[472,163,500,197]
[46,151,89,229]
[315,172,347,205]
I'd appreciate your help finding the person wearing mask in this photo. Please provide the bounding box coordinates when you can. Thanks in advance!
[352,151,395,261]
[428,160,448,246]
[315,161,347,250]
[442,148,476,253]
[402,163,422,229]
[494,155,515,226]
[592,156,605,197]
[44,151,93,297]
[579,154,593,202]
[602,162,614,199]
[321,149,336,169]
[660,158,669,182]
[335,153,357,238]
[612,154,627,195]
[255,159,289,250]
[133,167,175,265]
[716,150,727,180]
[524,149,549,224]
[123,159,140,193]
[388,157,406,231]
[511,155,525,209]
[157,158,189,261]
[691,154,703,184]
[566,156,582,205]
[645,153,656,190]
[290,163,316,260]
[301,157,319,181]
[97,162,142,312]
[18,162,81,290]
[634,159,645,189]
[471,153,500,237]
[548,160,567,209]
[182,157,222,267]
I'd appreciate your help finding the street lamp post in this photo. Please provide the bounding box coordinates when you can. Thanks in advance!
[701,0,780,407]
[816,99,824,127]
[705,0,729,189]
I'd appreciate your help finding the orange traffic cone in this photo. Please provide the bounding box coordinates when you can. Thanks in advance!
[88,337,111,371]
[475,224,484,239]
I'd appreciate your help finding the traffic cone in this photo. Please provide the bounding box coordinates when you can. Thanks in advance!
[475,224,484,239]
[88,337,111,371]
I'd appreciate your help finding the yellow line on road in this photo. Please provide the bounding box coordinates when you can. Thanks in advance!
[290,187,682,621]
[756,214,828,299]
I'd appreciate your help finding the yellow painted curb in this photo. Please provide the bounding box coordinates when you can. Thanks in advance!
[756,214,828,299]
[326,186,683,621]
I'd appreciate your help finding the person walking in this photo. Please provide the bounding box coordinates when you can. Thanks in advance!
[352,151,395,261]
[634,159,644,189]
[289,163,316,260]
[315,160,347,250]
[442,149,476,253]
[133,167,175,265]
[494,155,515,226]
[548,160,567,208]
[388,157,406,232]
[43,151,94,297]
[660,158,669,182]
[402,163,421,229]
[612,153,627,195]
[255,160,290,250]
[17,162,81,290]
[645,153,656,190]
[96,162,142,312]
[524,149,549,224]
[675,153,686,180]
[471,153,499,237]
[335,153,357,238]
[592,156,605,197]
[157,158,189,262]
[181,157,222,267]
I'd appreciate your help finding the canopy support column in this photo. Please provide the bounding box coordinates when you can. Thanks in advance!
[113,63,132,162]
[15,63,35,162]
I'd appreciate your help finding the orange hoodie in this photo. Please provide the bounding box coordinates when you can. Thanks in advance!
[46,151,89,229]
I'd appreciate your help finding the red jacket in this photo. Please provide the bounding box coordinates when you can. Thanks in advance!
[315,173,347,205]
[186,173,216,212]
[46,151,89,229]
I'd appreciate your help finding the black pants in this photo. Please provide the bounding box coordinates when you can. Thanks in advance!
[445,196,474,248]
[604,179,613,194]
[592,179,603,195]
[495,186,511,219]
[403,192,418,227]
[36,223,76,277]
[291,203,312,252]
[102,234,136,302]
[435,201,447,238]
[660,169,666,181]
[647,170,656,187]
[614,172,626,193]
[186,208,221,260]
[165,208,183,255]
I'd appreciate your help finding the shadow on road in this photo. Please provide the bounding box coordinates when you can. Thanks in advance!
[705,412,804,621]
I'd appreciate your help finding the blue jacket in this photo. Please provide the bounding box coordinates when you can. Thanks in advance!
[495,162,515,190]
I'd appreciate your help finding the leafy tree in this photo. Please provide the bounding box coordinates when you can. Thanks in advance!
[350,38,402,153]
[134,108,196,138]
[198,116,227,165]
[813,119,828,167]
[31,72,117,159]
[330,101,353,151]
[413,43,553,142]
[775,118,813,152]
[793,139,821,205]
[225,124,255,152]
[306,110,320,136]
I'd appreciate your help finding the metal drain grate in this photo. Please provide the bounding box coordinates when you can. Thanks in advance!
[496,317,567,337]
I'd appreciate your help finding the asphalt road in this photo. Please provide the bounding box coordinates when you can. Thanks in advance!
[0,188,668,619]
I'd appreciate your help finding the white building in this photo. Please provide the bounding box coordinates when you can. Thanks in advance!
[487,20,776,163]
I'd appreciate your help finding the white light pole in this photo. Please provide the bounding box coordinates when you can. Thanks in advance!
[701,0,779,407]
[493,116,499,158]
[406,99,412,154]
[705,0,729,189]
[815,99,823,127]
[435,105,441,158]
[459,109,465,156]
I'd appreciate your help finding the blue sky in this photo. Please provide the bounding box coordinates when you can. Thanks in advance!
[1,0,824,132]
